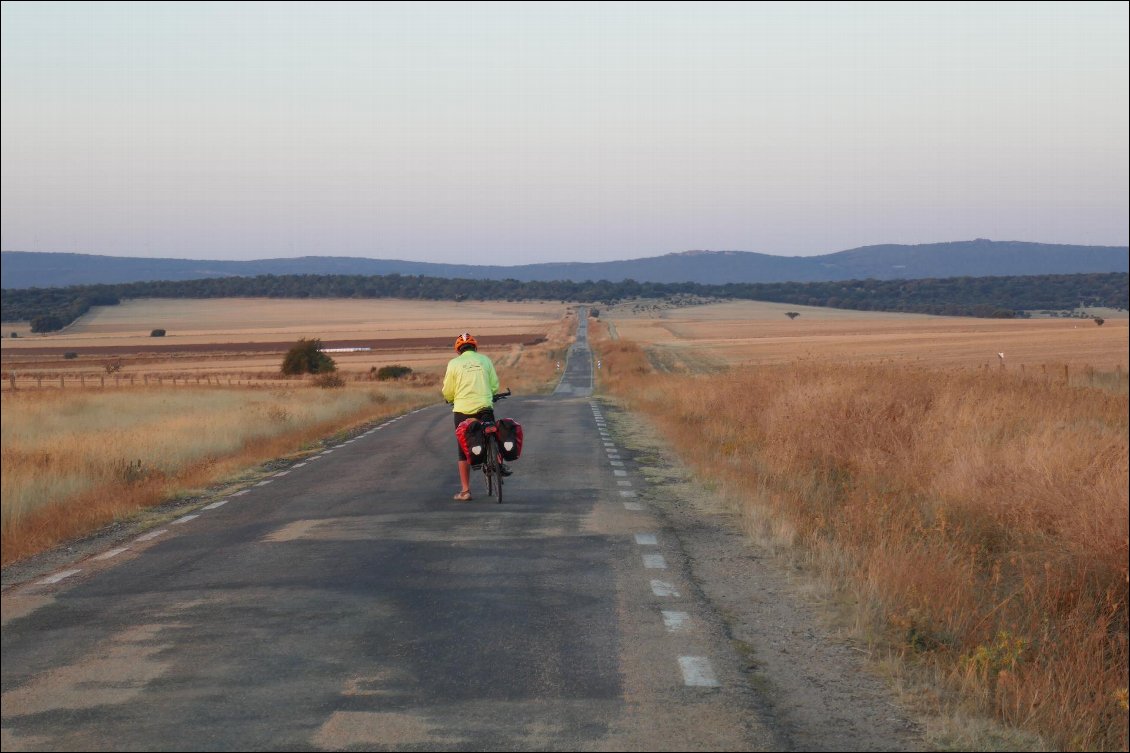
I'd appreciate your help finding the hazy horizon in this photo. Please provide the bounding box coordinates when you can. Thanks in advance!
[2,2,1127,264]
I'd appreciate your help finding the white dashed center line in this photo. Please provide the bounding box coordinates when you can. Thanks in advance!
[624,502,644,511]
[634,533,658,546]
[642,554,667,569]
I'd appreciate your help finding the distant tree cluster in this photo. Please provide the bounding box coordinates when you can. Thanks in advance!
[3,271,1126,331]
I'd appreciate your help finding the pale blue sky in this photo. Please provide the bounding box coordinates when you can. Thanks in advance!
[2,1,1127,263]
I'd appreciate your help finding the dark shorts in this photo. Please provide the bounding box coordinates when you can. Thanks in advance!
[454,408,494,460]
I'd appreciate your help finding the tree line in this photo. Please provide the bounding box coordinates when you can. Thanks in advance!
[2,271,1126,333]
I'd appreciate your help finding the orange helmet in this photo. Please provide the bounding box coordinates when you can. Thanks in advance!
[454,332,478,353]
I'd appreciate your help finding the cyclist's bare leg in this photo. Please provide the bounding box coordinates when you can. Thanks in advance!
[458,460,471,494]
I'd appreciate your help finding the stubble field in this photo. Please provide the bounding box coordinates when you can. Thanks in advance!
[1,298,570,383]
[606,299,1128,373]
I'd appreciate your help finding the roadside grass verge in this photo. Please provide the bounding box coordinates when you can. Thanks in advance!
[0,384,436,564]
[594,339,1128,751]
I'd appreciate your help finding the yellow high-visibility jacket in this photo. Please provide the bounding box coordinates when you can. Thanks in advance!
[442,350,500,414]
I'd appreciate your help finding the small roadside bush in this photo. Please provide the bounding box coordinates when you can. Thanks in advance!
[376,365,413,381]
[150,329,166,337]
[313,372,345,389]
[281,338,336,376]
[63,352,78,360]
[1094,317,1105,326]
[785,311,800,319]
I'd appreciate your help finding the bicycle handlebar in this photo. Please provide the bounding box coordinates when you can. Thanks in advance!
[493,389,512,402]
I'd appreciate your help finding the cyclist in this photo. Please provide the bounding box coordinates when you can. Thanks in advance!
[442,332,509,501]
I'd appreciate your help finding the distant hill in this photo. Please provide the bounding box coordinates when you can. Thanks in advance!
[2,239,1127,289]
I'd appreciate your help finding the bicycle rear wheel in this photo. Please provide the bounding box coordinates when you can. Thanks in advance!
[489,435,503,504]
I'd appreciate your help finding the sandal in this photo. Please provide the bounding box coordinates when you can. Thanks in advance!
[453,490,473,502]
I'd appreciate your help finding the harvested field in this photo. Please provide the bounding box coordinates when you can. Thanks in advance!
[2,298,563,347]
[603,299,1128,372]
[1,333,545,358]
[2,298,572,383]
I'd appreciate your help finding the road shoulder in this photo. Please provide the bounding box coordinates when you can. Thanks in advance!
[600,397,929,752]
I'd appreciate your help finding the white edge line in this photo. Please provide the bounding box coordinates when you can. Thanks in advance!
[172,514,199,525]
[39,569,81,585]
[662,610,690,632]
[203,500,228,510]
[135,528,167,542]
[94,547,129,561]
[650,579,679,597]
[679,656,721,687]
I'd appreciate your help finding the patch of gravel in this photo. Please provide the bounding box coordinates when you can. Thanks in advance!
[600,397,929,752]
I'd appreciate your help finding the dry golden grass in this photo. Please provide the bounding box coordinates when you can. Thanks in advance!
[0,383,441,564]
[594,336,1128,751]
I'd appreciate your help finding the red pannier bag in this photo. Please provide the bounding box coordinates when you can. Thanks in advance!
[456,418,487,465]
[496,418,524,461]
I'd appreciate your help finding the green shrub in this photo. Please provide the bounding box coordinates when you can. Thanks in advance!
[64,352,78,360]
[376,365,413,381]
[281,338,336,375]
[150,329,166,337]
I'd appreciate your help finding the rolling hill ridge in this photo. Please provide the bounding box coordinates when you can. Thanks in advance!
[3,239,1127,289]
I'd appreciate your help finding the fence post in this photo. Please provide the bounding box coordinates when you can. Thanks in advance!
[100,375,105,387]
[37,376,43,388]
[80,374,86,387]
[8,373,15,390]
[60,375,65,388]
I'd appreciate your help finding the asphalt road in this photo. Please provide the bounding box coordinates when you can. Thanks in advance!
[1,315,775,751]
